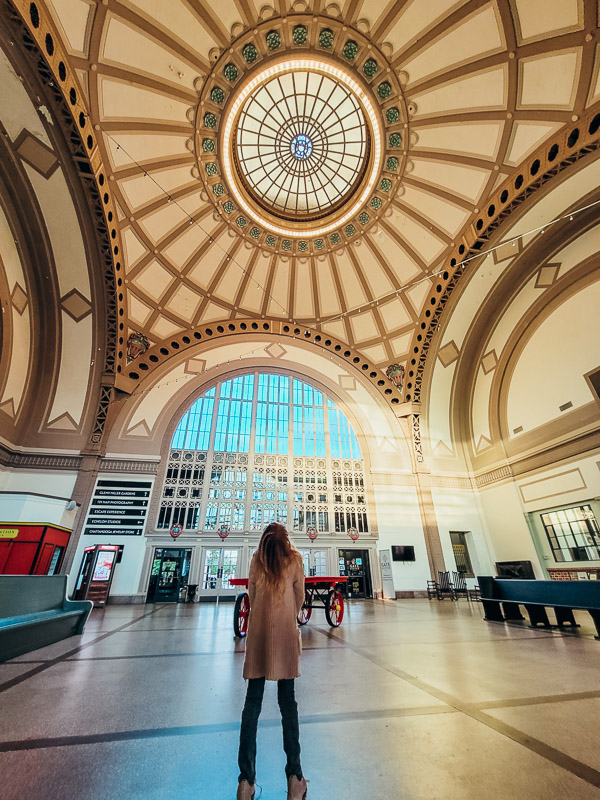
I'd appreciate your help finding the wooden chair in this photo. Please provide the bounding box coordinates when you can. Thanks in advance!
[452,571,470,599]
[426,580,439,600]
[437,571,457,600]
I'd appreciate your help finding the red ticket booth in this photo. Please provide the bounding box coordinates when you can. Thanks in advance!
[0,523,71,575]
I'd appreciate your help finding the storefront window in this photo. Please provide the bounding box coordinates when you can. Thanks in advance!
[540,505,600,562]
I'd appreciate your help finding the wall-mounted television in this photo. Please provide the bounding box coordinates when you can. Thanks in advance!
[392,545,415,562]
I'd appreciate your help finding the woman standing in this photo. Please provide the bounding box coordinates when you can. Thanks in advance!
[237,523,308,800]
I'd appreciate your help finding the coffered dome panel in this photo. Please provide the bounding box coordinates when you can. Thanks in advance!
[41,0,599,378]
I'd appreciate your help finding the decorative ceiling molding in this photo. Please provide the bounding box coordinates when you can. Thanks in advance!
[405,104,600,404]
[121,317,404,411]
[194,16,408,254]
[6,0,124,447]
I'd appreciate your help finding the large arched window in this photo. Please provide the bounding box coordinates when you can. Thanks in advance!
[158,373,368,535]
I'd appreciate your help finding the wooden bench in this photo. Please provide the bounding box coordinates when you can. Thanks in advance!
[477,576,600,639]
[0,575,93,662]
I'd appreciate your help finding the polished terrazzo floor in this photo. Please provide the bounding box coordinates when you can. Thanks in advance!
[1,598,599,799]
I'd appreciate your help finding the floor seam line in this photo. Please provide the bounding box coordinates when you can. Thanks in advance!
[0,605,165,694]
[309,622,600,789]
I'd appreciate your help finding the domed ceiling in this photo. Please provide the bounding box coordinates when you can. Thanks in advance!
[39,0,600,374]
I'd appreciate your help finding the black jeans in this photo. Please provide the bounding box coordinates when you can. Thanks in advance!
[238,677,302,785]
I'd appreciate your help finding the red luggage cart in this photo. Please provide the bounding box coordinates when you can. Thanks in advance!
[229,576,348,638]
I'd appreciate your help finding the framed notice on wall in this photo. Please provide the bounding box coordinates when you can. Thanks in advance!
[84,478,153,536]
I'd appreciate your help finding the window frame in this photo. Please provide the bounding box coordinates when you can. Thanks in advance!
[153,370,370,537]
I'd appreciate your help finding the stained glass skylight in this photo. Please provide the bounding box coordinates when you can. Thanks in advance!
[234,70,369,219]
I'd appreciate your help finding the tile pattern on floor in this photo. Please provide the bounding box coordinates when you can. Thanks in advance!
[1,599,599,799]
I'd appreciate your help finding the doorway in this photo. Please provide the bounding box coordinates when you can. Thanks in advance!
[199,547,241,600]
[298,549,328,577]
[450,532,474,577]
[146,548,192,603]
[338,549,372,598]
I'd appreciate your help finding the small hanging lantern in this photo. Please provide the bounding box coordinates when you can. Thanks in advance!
[218,524,230,540]
[386,363,405,392]
[348,526,359,542]
[307,526,318,541]
[127,331,150,363]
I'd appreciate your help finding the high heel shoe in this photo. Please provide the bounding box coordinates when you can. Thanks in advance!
[287,775,307,799]
[236,779,255,799]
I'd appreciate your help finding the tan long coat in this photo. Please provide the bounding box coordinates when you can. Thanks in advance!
[243,552,305,680]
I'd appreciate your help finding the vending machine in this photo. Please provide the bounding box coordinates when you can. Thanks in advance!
[73,544,122,607]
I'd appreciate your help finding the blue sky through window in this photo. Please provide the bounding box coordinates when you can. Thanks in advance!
[171,373,361,459]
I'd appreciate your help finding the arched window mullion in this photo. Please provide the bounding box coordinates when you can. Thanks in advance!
[244,372,260,533]
[198,383,222,532]
[162,371,368,540]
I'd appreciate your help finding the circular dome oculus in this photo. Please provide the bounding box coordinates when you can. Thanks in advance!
[222,59,383,238]
[233,69,369,220]
[290,133,313,160]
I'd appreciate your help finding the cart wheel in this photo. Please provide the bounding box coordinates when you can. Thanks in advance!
[325,589,344,628]
[233,592,250,638]
[297,589,312,625]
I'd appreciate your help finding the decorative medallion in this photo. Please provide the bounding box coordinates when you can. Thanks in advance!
[307,525,318,541]
[126,331,150,363]
[170,523,183,539]
[218,524,230,540]
[194,14,409,255]
[386,363,405,391]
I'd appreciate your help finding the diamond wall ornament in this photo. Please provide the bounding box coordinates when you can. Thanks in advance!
[265,342,287,359]
[11,283,28,315]
[61,288,91,322]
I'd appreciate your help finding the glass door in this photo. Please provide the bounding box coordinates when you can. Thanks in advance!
[199,547,241,598]
[338,549,371,597]
[146,548,192,602]
[298,549,328,577]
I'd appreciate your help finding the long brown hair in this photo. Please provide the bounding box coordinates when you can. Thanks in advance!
[255,523,301,590]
